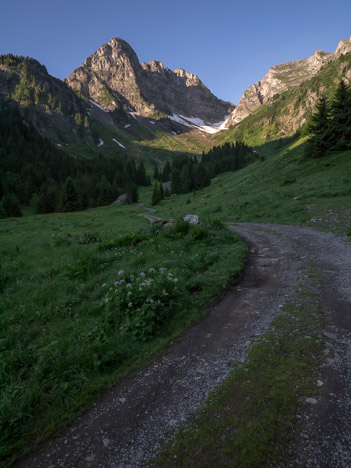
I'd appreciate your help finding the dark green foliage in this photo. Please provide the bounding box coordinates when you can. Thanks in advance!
[126,182,139,203]
[305,97,333,158]
[305,81,351,157]
[60,178,80,212]
[328,80,351,151]
[36,181,58,214]
[0,193,22,218]
[152,182,161,206]
[0,103,147,216]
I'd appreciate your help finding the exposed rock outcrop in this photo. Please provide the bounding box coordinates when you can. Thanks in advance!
[66,37,234,123]
[227,36,351,126]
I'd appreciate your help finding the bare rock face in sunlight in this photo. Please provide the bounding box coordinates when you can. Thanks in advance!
[227,36,351,126]
[66,37,234,123]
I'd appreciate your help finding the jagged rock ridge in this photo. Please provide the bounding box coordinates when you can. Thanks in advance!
[66,37,234,123]
[228,36,351,126]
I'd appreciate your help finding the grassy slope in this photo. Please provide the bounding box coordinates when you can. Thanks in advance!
[153,138,351,235]
[0,189,247,465]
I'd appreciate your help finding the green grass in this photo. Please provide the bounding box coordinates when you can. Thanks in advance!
[153,266,325,467]
[151,138,351,234]
[0,201,247,466]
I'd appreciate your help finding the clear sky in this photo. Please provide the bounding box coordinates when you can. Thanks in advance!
[1,0,351,104]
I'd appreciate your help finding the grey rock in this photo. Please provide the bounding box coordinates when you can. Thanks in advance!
[66,37,234,123]
[183,214,199,225]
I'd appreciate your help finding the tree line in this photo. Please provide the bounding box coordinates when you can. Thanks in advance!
[305,79,351,157]
[151,141,255,205]
[0,104,149,218]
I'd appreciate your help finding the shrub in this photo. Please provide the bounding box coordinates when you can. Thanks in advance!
[190,225,209,240]
[102,268,183,341]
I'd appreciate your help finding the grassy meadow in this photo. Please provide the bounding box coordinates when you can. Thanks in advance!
[1,134,350,465]
[0,194,247,465]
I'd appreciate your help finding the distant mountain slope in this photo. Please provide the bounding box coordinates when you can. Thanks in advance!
[0,55,96,144]
[219,50,351,146]
[66,37,234,123]
[227,36,351,127]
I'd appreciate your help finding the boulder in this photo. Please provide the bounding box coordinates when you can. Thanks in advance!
[183,214,199,225]
[112,193,133,205]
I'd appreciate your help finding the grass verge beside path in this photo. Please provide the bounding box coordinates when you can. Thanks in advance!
[0,208,247,466]
[153,264,325,467]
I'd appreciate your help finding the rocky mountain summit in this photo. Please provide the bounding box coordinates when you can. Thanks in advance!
[227,36,351,126]
[66,37,234,123]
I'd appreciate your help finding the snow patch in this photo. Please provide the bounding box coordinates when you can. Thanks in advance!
[89,99,109,113]
[129,112,138,120]
[124,124,131,128]
[149,121,156,125]
[169,114,229,134]
[171,131,177,135]
[97,138,104,147]
[169,114,192,128]
[57,143,62,147]
[112,138,126,149]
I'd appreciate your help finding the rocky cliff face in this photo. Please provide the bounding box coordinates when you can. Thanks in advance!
[66,37,234,123]
[228,36,351,126]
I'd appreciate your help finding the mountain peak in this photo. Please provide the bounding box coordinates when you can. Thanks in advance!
[335,36,351,56]
[66,38,233,122]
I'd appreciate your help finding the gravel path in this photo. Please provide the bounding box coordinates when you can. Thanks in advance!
[16,223,351,467]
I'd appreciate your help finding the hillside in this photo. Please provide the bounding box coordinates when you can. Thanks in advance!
[219,51,351,146]
[227,35,351,126]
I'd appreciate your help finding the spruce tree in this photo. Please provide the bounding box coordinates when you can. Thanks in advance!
[0,193,22,218]
[305,97,331,158]
[60,177,80,212]
[151,182,161,206]
[329,80,351,151]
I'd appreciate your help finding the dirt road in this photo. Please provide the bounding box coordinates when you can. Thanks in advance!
[16,223,351,467]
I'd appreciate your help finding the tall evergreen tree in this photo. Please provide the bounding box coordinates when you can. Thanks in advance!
[151,182,161,206]
[305,96,332,158]
[60,177,80,212]
[329,80,351,151]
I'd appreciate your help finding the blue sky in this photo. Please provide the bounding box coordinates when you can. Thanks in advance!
[1,0,351,104]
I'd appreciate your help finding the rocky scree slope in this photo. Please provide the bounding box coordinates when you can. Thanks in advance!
[66,37,234,123]
[227,35,351,126]
[0,55,95,144]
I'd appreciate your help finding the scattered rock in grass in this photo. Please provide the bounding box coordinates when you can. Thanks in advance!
[183,214,199,225]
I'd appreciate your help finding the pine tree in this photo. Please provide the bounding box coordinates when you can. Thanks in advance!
[151,182,161,206]
[153,164,160,181]
[36,184,57,214]
[126,182,138,203]
[328,80,351,151]
[60,177,80,212]
[0,193,22,218]
[305,97,332,158]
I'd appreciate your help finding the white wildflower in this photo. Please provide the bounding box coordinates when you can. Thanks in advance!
[102,283,107,288]
[118,270,124,276]
[140,272,145,278]
[174,278,179,283]
[127,291,132,296]
[114,281,119,286]
[104,298,110,303]
[128,302,133,307]
[127,283,132,288]
[149,268,155,273]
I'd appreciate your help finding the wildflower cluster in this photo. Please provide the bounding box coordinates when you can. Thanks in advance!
[102,267,182,341]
